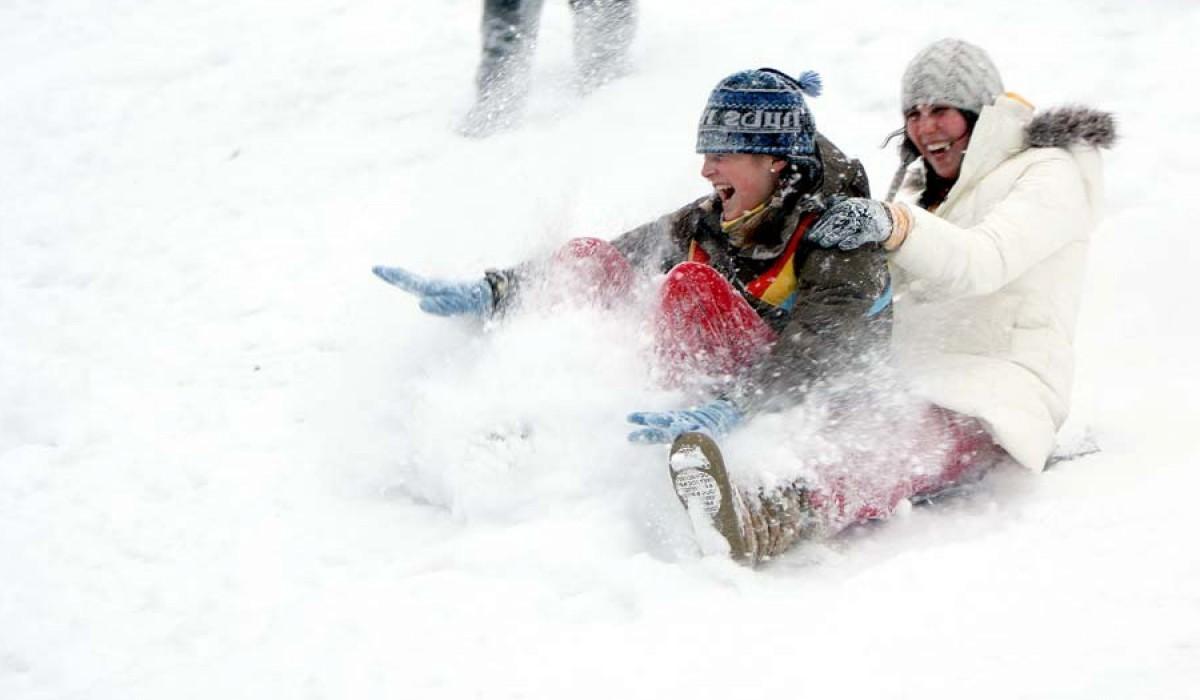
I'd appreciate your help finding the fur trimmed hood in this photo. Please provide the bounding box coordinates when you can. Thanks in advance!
[888,103,1117,201]
[1027,106,1117,149]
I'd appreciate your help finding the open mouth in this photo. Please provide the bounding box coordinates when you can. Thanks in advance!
[715,185,734,202]
[925,141,951,155]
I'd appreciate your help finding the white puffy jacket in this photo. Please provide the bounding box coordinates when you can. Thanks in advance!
[889,95,1114,470]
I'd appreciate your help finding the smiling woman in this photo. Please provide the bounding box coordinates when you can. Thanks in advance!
[808,37,1116,477]
[375,67,886,408]
[904,105,970,179]
[374,67,895,565]
[889,39,1003,208]
[700,152,785,222]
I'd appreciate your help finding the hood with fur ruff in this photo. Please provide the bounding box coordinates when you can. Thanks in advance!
[887,104,1117,201]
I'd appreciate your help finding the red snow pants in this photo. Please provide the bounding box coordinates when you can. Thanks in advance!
[552,237,1006,536]
[654,261,778,385]
[550,238,775,382]
[799,404,1006,537]
[546,236,636,307]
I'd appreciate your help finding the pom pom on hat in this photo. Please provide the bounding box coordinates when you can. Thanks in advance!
[795,70,822,97]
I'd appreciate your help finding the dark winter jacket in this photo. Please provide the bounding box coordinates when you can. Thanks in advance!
[491,134,891,415]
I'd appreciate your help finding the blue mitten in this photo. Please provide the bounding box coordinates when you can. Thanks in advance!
[808,197,893,251]
[627,399,743,444]
[372,266,494,317]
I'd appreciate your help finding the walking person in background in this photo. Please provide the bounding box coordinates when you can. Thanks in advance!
[462,0,637,137]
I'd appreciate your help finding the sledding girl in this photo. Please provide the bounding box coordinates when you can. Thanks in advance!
[761,38,1118,562]
[375,66,891,421]
[375,68,896,564]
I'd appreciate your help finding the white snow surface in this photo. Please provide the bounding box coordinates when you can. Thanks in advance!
[3,0,1199,697]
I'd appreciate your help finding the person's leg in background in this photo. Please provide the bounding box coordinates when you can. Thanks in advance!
[463,0,546,136]
[569,0,636,89]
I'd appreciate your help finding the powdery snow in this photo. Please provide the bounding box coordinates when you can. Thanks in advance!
[2,0,1199,698]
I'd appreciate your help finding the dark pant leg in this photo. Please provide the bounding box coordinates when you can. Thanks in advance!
[467,0,545,134]
[567,0,636,87]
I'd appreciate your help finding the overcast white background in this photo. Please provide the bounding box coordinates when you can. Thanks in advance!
[2,0,1198,697]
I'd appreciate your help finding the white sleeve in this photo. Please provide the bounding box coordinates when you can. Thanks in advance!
[890,152,1091,297]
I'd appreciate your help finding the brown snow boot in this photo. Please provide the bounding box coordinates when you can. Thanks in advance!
[669,432,816,567]
[669,432,758,565]
[746,482,816,562]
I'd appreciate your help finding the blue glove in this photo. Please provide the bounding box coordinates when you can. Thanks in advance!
[808,197,893,251]
[626,399,743,444]
[372,266,494,317]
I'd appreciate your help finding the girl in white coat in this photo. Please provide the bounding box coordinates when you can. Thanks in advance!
[810,38,1116,472]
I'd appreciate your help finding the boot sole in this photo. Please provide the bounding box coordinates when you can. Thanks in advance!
[669,432,753,564]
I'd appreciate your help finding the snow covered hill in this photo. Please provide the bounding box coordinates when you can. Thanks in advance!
[2,0,1198,698]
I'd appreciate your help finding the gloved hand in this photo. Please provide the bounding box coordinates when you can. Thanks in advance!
[807,197,894,251]
[626,399,743,444]
[372,266,494,317]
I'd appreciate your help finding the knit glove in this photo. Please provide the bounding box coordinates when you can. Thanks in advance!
[372,266,495,317]
[808,197,893,251]
[626,399,743,444]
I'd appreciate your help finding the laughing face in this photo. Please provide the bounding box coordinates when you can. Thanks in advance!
[905,105,971,180]
[700,153,785,221]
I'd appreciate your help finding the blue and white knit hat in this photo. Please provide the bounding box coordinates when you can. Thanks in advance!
[696,68,823,162]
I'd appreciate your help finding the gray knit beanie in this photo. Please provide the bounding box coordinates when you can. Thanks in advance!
[886,39,1004,201]
[900,38,1003,115]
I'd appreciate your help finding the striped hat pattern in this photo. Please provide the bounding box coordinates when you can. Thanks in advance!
[696,68,823,160]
